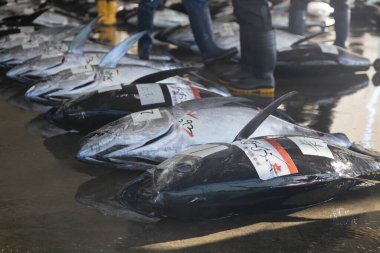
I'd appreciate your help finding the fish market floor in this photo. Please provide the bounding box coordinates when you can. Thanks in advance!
[1,27,380,252]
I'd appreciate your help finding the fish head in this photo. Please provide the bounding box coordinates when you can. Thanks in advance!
[25,67,97,105]
[0,34,30,50]
[6,54,65,80]
[117,142,248,217]
[77,108,176,169]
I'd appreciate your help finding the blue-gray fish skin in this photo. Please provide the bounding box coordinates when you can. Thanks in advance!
[77,97,351,170]
[48,83,222,133]
[158,22,371,74]
[117,136,380,219]
[276,43,371,75]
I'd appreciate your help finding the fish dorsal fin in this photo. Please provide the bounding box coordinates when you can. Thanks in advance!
[19,8,50,25]
[233,91,298,141]
[130,67,199,85]
[67,18,98,54]
[98,31,146,68]
[291,31,326,47]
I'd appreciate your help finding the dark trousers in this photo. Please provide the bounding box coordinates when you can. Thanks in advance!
[232,0,273,32]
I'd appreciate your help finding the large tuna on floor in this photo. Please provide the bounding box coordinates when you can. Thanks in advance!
[47,82,225,133]
[117,93,380,219]
[118,135,380,219]
[156,22,371,74]
[77,96,351,171]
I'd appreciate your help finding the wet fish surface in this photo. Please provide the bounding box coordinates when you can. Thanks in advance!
[77,97,351,170]
[117,135,380,219]
[48,82,223,133]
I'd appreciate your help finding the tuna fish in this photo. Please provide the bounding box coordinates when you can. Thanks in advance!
[0,19,109,67]
[5,21,154,81]
[47,82,224,133]
[24,64,186,106]
[24,31,184,105]
[116,93,380,219]
[157,22,371,74]
[0,26,76,50]
[77,96,351,171]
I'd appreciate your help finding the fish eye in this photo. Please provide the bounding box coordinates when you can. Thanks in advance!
[174,163,194,173]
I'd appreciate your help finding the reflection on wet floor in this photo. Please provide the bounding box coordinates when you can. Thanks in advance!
[0,22,380,253]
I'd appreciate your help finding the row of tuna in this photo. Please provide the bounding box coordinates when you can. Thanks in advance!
[1,0,379,220]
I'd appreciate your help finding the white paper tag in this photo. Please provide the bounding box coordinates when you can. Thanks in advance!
[98,84,122,93]
[183,144,228,158]
[84,53,102,65]
[131,109,162,124]
[19,26,35,33]
[22,40,39,49]
[41,50,62,59]
[71,65,93,74]
[23,8,34,15]
[167,84,200,105]
[277,46,292,53]
[9,33,28,41]
[319,44,339,55]
[177,112,203,138]
[288,137,334,159]
[136,83,165,106]
[233,138,298,180]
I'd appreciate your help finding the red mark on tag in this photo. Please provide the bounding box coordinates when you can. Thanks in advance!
[191,86,201,100]
[273,163,282,174]
[187,112,197,119]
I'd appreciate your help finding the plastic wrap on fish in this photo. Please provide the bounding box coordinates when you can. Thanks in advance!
[47,82,224,133]
[77,97,351,170]
[117,136,380,219]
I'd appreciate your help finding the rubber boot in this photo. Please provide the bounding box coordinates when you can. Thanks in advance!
[288,9,306,35]
[97,0,108,24]
[334,9,350,48]
[103,0,117,26]
[185,4,237,64]
[137,10,154,60]
[225,28,276,96]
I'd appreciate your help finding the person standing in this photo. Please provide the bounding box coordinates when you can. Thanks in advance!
[97,0,117,26]
[221,0,276,95]
[137,0,238,62]
[288,0,350,48]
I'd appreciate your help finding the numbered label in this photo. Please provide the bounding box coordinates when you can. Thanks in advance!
[233,138,298,180]
[131,109,162,124]
[19,26,35,33]
[319,44,339,55]
[167,84,200,105]
[41,50,62,59]
[9,33,28,41]
[84,53,102,65]
[177,113,203,137]
[23,8,34,15]
[22,41,39,49]
[136,83,165,105]
[288,137,334,159]
[100,69,123,85]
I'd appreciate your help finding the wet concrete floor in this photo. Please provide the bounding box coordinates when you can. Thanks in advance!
[1,25,380,252]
